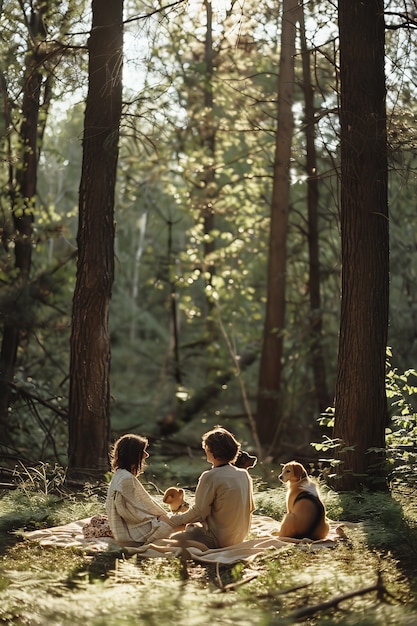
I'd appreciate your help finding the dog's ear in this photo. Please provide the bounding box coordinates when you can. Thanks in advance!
[163,487,182,504]
[292,462,307,480]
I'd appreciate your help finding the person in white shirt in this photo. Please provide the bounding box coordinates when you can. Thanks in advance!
[105,433,183,546]
[168,427,255,549]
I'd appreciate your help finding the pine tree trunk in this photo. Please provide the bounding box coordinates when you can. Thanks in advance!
[333,0,388,490]
[67,0,123,480]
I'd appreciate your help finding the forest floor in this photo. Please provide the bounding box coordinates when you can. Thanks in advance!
[1,464,417,626]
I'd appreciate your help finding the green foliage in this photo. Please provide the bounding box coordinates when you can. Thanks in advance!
[385,355,417,484]
[12,462,67,497]
[106,0,343,443]
[311,353,417,486]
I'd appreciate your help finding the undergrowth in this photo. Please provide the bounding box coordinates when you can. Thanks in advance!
[1,473,417,626]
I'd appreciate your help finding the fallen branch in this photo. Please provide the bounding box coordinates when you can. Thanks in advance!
[159,348,257,435]
[287,572,392,622]
[256,583,311,600]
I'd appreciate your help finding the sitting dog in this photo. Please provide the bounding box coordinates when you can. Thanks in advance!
[278,460,329,540]
[163,487,190,513]
[233,450,258,470]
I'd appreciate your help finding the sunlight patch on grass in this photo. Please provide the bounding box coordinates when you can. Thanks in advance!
[2,559,261,626]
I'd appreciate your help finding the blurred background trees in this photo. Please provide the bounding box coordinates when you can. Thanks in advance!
[1,0,417,489]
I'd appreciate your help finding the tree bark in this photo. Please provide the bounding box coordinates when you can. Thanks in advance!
[67,0,123,480]
[256,0,299,450]
[333,0,388,490]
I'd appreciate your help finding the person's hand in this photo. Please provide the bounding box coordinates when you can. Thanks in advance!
[157,514,171,523]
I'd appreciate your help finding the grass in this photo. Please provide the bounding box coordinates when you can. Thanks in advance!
[1,469,417,625]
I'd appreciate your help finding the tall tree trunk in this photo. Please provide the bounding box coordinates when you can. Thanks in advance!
[67,0,123,481]
[333,0,388,490]
[299,8,331,416]
[256,0,299,450]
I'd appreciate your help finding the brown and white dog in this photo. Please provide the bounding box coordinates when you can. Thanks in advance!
[278,461,329,540]
[163,487,190,513]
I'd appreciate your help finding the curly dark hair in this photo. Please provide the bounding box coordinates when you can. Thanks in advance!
[202,427,240,463]
[110,434,148,475]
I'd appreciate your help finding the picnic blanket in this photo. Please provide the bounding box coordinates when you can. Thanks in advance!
[22,515,345,564]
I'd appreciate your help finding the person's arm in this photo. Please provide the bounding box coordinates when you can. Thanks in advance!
[169,471,215,526]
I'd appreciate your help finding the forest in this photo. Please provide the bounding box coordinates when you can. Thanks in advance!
[1,0,417,490]
[3,1,417,625]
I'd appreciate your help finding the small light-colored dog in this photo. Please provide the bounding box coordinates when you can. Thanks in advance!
[278,461,330,540]
[163,487,190,513]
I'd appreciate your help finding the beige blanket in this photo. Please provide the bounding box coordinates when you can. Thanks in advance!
[22,515,344,564]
